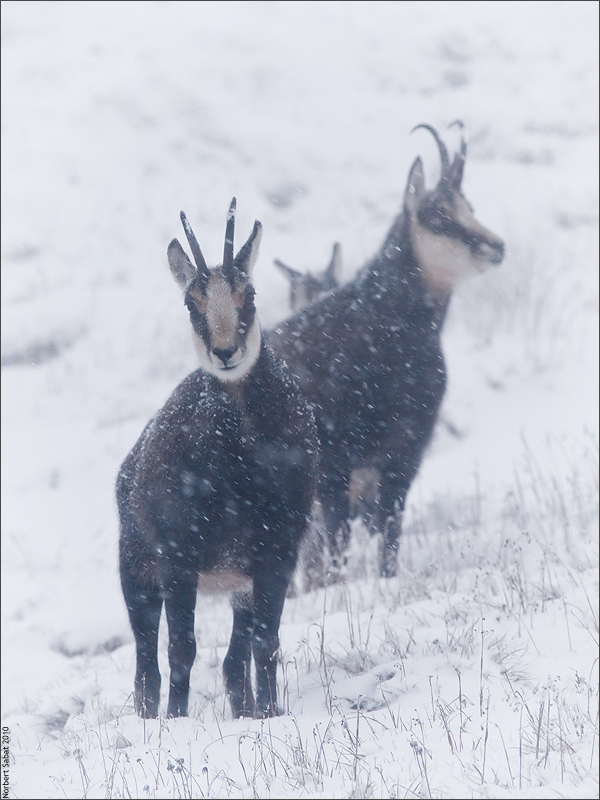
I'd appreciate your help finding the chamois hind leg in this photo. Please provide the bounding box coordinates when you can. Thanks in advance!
[121,573,163,718]
[164,567,198,718]
[251,572,290,718]
[318,469,351,575]
[376,474,410,578]
[223,591,256,718]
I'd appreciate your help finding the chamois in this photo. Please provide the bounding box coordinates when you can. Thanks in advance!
[117,200,318,719]
[268,124,504,579]
[274,242,342,313]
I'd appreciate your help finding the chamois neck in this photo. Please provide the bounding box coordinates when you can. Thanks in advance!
[216,336,270,403]
[222,376,249,405]
[361,212,451,323]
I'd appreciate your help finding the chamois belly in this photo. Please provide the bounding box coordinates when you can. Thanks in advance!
[322,370,445,468]
[196,568,253,594]
[176,448,289,574]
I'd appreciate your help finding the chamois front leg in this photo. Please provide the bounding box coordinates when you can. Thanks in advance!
[251,573,290,718]
[130,597,163,718]
[223,592,256,718]
[120,554,163,718]
[164,568,199,717]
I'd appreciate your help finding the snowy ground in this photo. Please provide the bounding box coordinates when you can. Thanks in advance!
[1,1,598,798]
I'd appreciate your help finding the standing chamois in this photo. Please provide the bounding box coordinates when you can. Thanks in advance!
[117,199,318,718]
[268,124,504,579]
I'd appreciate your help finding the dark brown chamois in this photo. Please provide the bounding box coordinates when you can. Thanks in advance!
[117,200,318,718]
[268,124,504,579]
[274,242,342,314]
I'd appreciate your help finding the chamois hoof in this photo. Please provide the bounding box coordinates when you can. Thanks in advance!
[135,703,159,719]
[254,706,282,719]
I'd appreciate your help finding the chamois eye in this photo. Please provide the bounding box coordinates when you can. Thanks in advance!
[185,297,207,321]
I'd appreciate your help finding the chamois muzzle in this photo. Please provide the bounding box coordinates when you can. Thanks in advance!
[474,239,505,265]
[465,218,505,267]
[212,345,240,369]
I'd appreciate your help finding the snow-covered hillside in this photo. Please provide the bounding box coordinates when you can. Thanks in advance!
[2,2,598,797]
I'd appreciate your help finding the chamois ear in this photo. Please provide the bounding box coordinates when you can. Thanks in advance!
[274,258,301,281]
[233,221,263,276]
[404,157,426,217]
[168,239,196,290]
[324,242,342,289]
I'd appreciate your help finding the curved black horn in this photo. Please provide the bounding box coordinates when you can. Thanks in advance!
[411,123,450,184]
[180,211,209,276]
[447,120,467,189]
[223,197,236,283]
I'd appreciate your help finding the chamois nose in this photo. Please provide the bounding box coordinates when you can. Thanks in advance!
[488,240,505,265]
[212,346,237,366]
[476,239,505,266]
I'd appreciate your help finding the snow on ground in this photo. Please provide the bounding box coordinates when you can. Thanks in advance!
[1,1,598,797]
